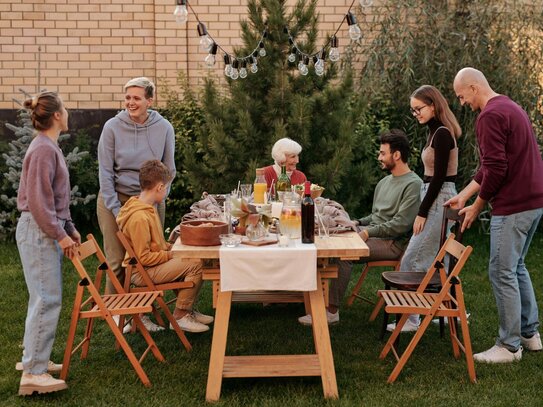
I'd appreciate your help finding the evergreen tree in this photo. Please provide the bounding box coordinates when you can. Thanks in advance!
[168,0,371,215]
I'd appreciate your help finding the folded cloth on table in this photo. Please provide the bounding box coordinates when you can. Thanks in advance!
[315,197,357,233]
[182,192,222,222]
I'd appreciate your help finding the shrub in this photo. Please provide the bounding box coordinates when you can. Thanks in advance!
[351,0,543,190]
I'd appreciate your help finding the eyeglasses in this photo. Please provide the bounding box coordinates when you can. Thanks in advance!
[410,105,428,115]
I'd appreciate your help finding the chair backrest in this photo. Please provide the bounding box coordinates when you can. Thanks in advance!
[440,206,465,246]
[72,234,126,295]
[417,233,472,295]
[439,207,466,275]
[115,230,159,291]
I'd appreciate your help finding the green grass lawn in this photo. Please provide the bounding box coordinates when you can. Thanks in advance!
[1,230,542,406]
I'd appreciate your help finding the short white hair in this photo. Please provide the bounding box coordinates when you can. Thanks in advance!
[271,138,302,165]
[124,77,155,99]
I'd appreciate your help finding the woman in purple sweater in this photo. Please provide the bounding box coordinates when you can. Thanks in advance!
[16,92,80,396]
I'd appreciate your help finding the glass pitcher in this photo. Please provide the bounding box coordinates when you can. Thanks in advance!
[279,192,301,239]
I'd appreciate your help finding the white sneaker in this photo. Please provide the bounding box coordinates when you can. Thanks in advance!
[473,345,522,363]
[140,315,165,332]
[192,310,214,325]
[432,313,471,325]
[16,360,62,373]
[386,319,420,332]
[171,313,209,333]
[113,315,133,334]
[298,310,339,326]
[19,373,68,396]
[521,332,542,351]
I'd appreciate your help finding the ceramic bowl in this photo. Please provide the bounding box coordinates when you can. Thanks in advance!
[219,233,242,248]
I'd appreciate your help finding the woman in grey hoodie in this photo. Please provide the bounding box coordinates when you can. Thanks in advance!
[97,77,175,299]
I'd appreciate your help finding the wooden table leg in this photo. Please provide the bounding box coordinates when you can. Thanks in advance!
[308,287,338,399]
[206,289,232,402]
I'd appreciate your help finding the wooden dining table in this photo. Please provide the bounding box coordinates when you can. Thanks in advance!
[172,231,369,402]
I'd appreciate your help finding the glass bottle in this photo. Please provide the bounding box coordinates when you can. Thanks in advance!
[253,168,267,204]
[275,165,291,201]
[301,181,315,243]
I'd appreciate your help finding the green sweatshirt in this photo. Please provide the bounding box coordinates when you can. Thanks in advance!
[358,171,422,250]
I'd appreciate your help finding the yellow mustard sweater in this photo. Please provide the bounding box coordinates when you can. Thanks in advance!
[116,196,169,267]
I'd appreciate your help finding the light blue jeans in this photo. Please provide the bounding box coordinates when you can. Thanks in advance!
[489,207,542,351]
[400,182,456,325]
[400,182,457,272]
[16,212,64,375]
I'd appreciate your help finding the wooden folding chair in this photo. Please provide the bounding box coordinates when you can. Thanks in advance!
[116,230,193,351]
[369,207,465,339]
[346,260,401,306]
[60,234,165,387]
[377,233,476,383]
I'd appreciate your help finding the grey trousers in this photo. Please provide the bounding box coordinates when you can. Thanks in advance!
[329,238,403,309]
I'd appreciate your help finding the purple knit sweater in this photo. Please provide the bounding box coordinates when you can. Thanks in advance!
[17,134,75,240]
[474,95,543,215]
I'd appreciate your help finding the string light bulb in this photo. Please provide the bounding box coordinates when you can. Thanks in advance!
[329,36,340,62]
[346,12,362,41]
[314,54,324,76]
[230,59,239,80]
[287,47,297,63]
[173,0,188,24]
[250,56,258,73]
[223,54,232,78]
[298,56,309,76]
[239,60,248,78]
[359,0,373,6]
[197,22,214,52]
[205,43,217,68]
[258,41,266,57]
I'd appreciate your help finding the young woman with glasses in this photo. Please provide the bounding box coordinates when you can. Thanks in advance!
[393,85,462,332]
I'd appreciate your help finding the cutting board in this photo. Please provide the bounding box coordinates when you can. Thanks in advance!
[241,237,278,246]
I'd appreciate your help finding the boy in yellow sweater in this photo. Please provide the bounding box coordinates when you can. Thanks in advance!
[117,160,213,333]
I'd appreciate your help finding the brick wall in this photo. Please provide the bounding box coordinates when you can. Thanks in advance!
[0,0,376,109]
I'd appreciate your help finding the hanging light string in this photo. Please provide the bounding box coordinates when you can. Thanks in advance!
[286,0,354,60]
[180,0,268,78]
[173,0,373,79]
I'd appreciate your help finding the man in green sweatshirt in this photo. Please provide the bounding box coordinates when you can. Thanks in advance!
[299,129,422,326]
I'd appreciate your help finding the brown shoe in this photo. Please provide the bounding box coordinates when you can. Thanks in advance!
[18,373,68,396]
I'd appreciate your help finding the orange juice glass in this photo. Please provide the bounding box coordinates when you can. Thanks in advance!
[253,183,267,204]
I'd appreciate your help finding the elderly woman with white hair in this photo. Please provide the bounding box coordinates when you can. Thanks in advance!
[97,77,175,317]
[263,137,307,187]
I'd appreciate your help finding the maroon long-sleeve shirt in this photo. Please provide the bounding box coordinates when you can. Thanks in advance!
[474,95,543,215]
[17,134,75,240]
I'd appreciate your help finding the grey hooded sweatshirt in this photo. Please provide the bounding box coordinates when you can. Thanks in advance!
[98,109,176,217]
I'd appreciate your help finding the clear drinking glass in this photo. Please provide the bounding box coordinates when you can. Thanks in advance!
[240,183,252,199]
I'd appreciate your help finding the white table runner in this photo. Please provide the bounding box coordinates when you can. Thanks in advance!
[219,240,317,292]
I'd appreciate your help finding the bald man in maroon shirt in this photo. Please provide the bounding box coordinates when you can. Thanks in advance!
[446,67,543,364]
